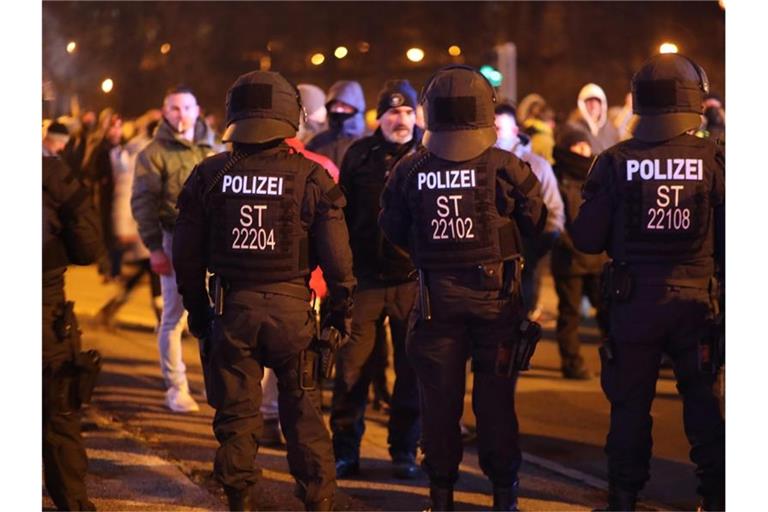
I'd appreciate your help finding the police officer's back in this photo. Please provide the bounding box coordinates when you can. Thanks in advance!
[379,66,547,511]
[173,71,356,511]
[43,123,103,511]
[572,53,725,511]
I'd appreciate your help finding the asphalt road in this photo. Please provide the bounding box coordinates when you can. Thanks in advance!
[43,265,720,510]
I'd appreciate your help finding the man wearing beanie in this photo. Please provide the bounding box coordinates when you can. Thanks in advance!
[331,79,422,480]
[550,124,609,379]
[307,80,366,168]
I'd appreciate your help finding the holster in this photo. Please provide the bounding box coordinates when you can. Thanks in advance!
[45,350,102,413]
[501,256,524,298]
[495,315,542,376]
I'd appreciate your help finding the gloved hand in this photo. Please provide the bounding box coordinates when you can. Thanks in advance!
[188,306,214,340]
[322,309,352,339]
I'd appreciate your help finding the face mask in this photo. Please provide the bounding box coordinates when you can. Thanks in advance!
[329,112,355,129]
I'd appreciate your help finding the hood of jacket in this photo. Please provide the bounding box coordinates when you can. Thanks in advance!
[326,80,366,138]
[577,83,608,136]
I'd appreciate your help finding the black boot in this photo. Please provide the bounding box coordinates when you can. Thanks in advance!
[425,485,454,512]
[225,485,259,511]
[306,497,333,511]
[493,481,520,511]
[594,486,637,511]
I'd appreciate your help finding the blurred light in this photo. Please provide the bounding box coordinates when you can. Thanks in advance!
[406,47,425,63]
[358,41,370,53]
[479,65,503,87]
[160,43,171,54]
[310,53,325,66]
[101,78,114,93]
[364,108,379,132]
[334,46,348,59]
[66,41,76,54]
[718,0,725,9]
[659,42,679,54]
[260,55,272,71]
[448,45,461,57]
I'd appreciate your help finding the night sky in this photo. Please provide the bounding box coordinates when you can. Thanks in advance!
[42,1,725,120]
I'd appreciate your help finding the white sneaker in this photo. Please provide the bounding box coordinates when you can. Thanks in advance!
[165,385,200,413]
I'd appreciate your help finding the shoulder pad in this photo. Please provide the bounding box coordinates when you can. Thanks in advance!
[310,165,345,207]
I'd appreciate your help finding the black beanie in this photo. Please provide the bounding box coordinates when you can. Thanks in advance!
[376,79,417,119]
[557,123,591,150]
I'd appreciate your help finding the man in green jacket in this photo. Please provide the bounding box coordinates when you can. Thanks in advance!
[131,85,223,412]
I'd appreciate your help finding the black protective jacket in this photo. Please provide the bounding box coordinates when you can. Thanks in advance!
[572,133,725,283]
[379,146,547,277]
[43,156,104,302]
[339,127,422,284]
[173,143,356,329]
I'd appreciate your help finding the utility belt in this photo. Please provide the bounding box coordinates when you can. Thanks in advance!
[601,261,712,305]
[413,256,525,322]
[46,302,102,412]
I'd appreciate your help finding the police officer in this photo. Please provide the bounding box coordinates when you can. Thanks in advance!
[332,79,422,479]
[173,71,356,511]
[43,122,104,510]
[571,53,725,511]
[380,66,547,511]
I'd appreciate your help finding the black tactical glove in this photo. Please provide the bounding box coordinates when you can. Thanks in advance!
[188,306,214,340]
[323,309,352,339]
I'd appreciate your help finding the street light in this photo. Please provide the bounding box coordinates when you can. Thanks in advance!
[334,46,348,59]
[101,78,114,93]
[448,45,461,57]
[66,41,76,54]
[160,43,171,54]
[358,41,370,53]
[406,47,424,63]
[659,42,679,54]
[310,53,325,66]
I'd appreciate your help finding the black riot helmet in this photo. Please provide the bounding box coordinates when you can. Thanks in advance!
[420,65,498,162]
[630,53,710,142]
[222,70,304,144]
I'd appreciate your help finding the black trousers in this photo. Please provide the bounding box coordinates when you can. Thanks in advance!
[602,284,724,498]
[43,297,90,511]
[553,273,608,371]
[204,288,335,504]
[407,270,522,488]
[331,280,420,461]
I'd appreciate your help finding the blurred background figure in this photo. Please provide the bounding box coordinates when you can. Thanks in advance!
[569,83,620,154]
[96,113,164,328]
[62,110,97,182]
[307,80,366,168]
[699,92,725,141]
[296,83,328,144]
[517,93,557,163]
[85,109,124,280]
[550,124,609,379]
[494,103,564,320]
[608,92,634,141]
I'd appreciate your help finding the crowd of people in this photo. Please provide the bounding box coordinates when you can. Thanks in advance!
[42,54,725,511]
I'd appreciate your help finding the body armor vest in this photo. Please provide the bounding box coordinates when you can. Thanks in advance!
[610,134,718,265]
[205,151,312,283]
[407,150,520,270]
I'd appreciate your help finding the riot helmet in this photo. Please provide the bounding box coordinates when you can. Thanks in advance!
[420,65,497,162]
[222,70,304,144]
[630,53,709,142]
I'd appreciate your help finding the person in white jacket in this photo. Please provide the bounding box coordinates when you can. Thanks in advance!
[495,103,565,319]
